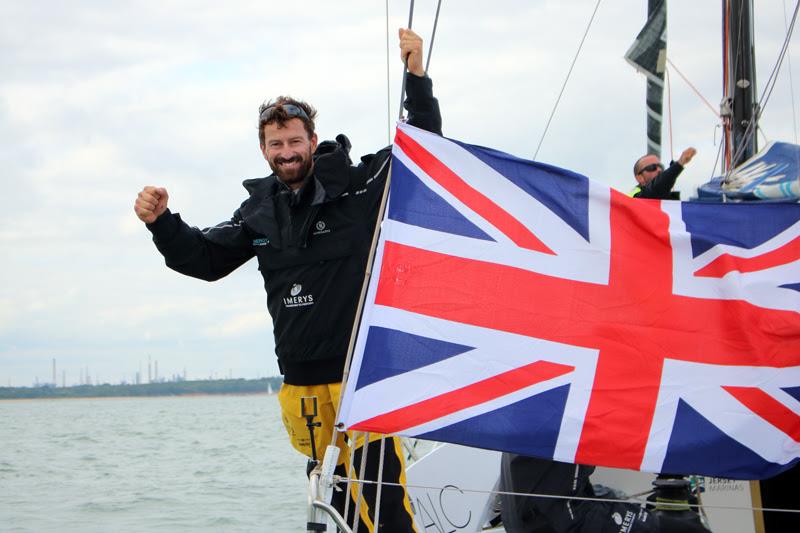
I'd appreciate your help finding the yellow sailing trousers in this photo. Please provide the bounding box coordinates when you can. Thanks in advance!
[278,382,418,533]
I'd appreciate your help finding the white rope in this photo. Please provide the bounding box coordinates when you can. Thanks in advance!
[333,476,800,515]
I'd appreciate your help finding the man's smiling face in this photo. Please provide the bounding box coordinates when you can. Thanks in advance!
[261,118,318,189]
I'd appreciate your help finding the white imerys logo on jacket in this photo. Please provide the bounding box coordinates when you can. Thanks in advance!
[284,283,314,308]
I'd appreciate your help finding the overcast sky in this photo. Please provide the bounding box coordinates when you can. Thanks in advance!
[1,0,797,386]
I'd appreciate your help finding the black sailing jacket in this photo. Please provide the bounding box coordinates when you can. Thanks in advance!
[147,74,442,385]
[630,160,684,199]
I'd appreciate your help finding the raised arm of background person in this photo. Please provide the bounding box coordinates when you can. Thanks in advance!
[637,164,682,199]
[678,146,696,166]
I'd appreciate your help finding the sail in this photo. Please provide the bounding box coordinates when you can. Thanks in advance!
[624,0,667,85]
[696,141,800,201]
[625,0,667,156]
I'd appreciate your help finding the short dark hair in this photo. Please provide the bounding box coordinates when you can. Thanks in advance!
[258,96,317,146]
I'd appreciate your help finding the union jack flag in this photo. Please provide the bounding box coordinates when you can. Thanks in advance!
[337,123,800,480]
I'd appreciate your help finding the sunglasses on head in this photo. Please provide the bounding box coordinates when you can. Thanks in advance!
[259,103,309,122]
[638,163,663,174]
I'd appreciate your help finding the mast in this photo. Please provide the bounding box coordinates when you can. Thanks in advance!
[722,0,758,170]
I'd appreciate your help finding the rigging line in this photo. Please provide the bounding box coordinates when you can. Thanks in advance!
[397,0,417,121]
[403,438,421,462]
[786,0,800,187]
[373,437,387,533]
[533,0,603,160]
[352,432,371,533]
[784,0,799,144]
[339,477,800,515]
[757,0,800,115]
[710,125,726,185]
[333,1,416,458]
[343,433,359,532]
[722,0,736,169]
[724,0,749,171]
[729,0,800,174]
[666,58,720,119]
[425,0,443,74]
[666,66,674,161]
[735,0,799,163]
[386,0,392,144]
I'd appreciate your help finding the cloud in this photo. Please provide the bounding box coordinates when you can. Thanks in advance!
[1,0,797,386]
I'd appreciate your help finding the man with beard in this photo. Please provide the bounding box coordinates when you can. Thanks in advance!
[134,28,440,533]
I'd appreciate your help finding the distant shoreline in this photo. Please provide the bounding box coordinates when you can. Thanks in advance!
[0,377,283,401]
[0,391,277,402]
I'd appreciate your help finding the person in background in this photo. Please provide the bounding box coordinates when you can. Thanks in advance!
[134,28,442,533]
[630,147,697,199]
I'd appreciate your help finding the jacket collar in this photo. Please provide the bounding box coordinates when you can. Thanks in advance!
[242,142,350,203]
[238,142,351,242]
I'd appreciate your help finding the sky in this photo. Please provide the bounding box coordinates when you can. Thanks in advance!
[1,0,798,387]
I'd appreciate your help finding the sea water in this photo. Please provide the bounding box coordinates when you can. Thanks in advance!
[0,395,308,532]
